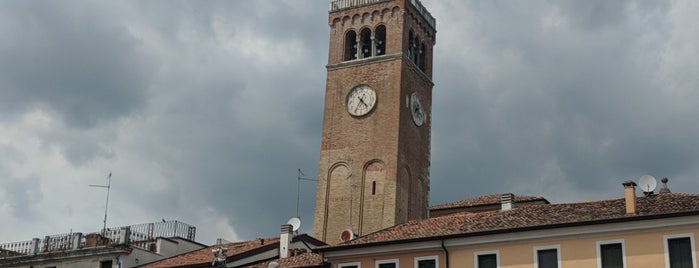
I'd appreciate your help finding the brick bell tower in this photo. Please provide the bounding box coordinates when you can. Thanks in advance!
[313,0,436,244]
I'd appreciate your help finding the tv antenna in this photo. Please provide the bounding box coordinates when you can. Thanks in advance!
[89,172,112,234]
[296,169,317,218]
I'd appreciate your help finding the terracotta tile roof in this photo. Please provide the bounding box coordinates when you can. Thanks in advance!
[138,237,279,268]
[429,193,549,210]
[325,193,699,248]
[246,251,325,268]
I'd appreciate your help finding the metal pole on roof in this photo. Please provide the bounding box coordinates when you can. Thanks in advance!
[296,169,317,218]
[89,172,112,235]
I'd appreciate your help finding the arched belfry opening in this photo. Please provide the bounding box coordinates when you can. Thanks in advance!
[344,30,357,61]
[360,28,372,59]
[375,25,386,56]
[419,42,426,71]
[414,37,421,66]
[408,30,415,60]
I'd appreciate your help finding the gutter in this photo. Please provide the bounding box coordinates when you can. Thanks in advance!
[440,240,449,268]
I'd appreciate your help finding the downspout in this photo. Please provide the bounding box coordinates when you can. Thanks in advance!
[441,240,449,268]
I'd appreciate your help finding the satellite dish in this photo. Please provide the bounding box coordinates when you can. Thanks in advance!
[639,175,657,194]
[268,261,280,268]
[340,229,356,242]
[287,217,301,232]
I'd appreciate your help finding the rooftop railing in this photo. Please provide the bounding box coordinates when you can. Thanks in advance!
[329,0,436,30]
[330,0,389,11]
[0,220,195,258]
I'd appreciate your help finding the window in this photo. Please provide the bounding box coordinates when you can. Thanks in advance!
[413,37,421,66]
[665,234,696,268]
[408,30,414,60]
[344,30,357,61]
[419,43,426,71]
[475,250,499,268]
[534,245,560,268]
[412,37,420,64]
[360,28,372,59]
[375,25,386,56]
[597,240,625,268]
[376,259,398,268]
[340,262,360,268]
[100,260,113,268]
[415,255,438,268]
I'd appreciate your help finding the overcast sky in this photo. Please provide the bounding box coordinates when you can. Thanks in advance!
[1,0,698,245]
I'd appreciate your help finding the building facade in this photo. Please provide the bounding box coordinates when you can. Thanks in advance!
[317,183,699,268]
[140,224,327,268]
[0,220,203,268]
[313,0,437,245]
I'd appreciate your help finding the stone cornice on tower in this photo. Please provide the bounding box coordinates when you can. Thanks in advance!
[329,0,435,31]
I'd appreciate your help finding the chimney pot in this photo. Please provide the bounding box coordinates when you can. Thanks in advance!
[501,193,515,211]
[660,178,671,194]
[279,224,293,259]
[622,180,637,215]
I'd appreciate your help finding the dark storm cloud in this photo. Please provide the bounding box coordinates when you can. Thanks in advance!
[0,1,151,128]
[430,0,699,202]
[1,0,698,244]
[73,1,329,240]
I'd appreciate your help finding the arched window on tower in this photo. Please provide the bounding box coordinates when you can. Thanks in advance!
[408,30,414,60]
[375,25,386,56]
[344,30,357,61]
[360,28,372,59]
[413,37,421,65]
[419,42,426,71]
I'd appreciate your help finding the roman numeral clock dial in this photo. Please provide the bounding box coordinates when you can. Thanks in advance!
[347,85,377,117]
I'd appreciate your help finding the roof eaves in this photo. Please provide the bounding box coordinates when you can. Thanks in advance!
[316,209,699,252]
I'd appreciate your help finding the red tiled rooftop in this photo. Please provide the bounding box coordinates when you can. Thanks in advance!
[246,251,324,268]
[327,193,699,248]
[429,193,549,210]
[139,237,279,268]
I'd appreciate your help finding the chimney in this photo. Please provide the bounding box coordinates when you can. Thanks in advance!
[279,224,293,259]
[501,193,515,211]
[622,180,637,215]
[659,178,672,194]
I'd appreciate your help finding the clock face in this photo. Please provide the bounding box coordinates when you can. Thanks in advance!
[347,85,377,117]
[410,92,426,126]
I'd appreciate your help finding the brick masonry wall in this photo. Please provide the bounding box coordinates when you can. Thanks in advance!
[314,0,436,245]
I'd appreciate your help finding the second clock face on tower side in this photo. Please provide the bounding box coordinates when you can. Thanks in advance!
[347,85,377,117]
[410,92,426,126]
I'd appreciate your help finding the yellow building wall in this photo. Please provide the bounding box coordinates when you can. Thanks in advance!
[332,250,445,268]
[448,227,698,268]
[329,227,698,268]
